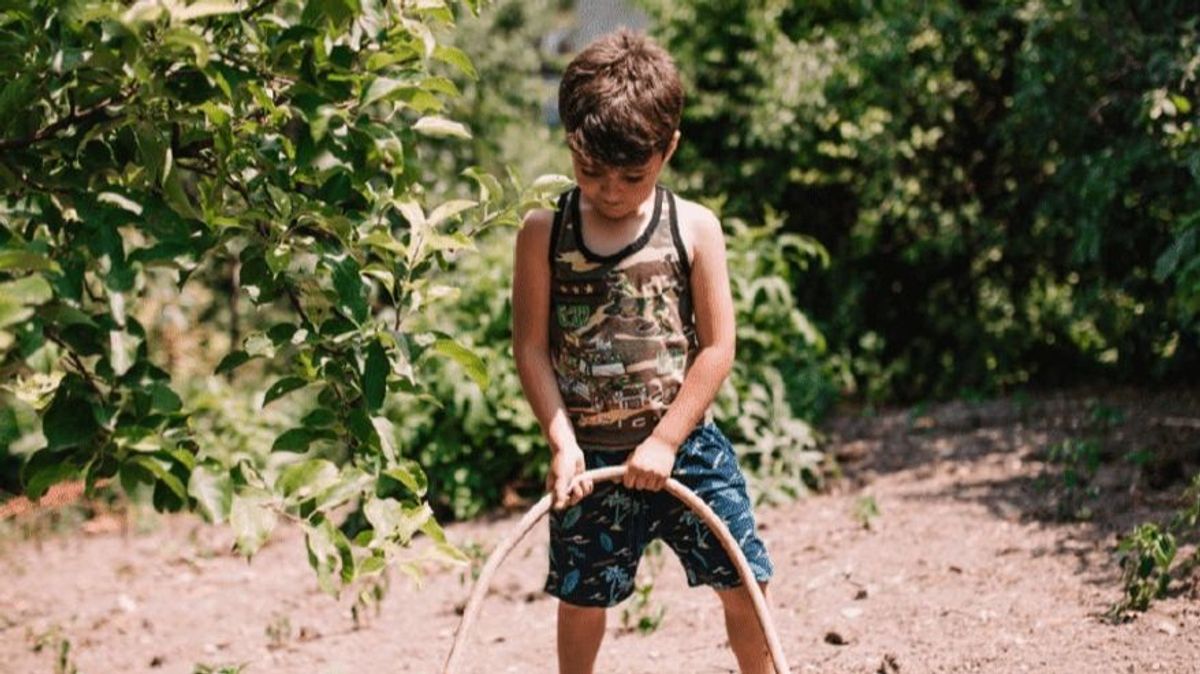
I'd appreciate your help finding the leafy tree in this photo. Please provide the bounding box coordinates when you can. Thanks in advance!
[643,0,1200,401]
[0,0,564,591]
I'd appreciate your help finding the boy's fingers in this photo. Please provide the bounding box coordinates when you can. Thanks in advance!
[553,476,572,509]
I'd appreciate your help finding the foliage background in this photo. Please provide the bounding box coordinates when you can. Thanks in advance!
[643,0,1199,402]
[1,0,1197,572]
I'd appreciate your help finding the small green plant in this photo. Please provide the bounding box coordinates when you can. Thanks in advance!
[1041,438,1102,520]
[193,664,247,674]
[1085,399,1125,431]
[852,494,880,530]
[1112,522,1177,616]
[906,402,932,432]
[620,540,667,635]
[458,540,488,585]
[265,613,292,650]
[1110,472,1200,618]
[56,638,78,674]
[30,626,78,674]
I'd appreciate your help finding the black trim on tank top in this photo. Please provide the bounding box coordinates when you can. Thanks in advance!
[666,190,692,279]
[548,189,570,270]
[572,185,663,264]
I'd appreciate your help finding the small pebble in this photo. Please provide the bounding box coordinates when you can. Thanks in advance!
[825,630,849,646]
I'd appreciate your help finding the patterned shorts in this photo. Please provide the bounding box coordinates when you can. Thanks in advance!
[545,422,774,607]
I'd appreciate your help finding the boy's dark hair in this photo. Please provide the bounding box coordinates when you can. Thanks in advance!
[558,29,684,168]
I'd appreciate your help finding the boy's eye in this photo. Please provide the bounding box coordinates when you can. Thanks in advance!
[623,175,645,183]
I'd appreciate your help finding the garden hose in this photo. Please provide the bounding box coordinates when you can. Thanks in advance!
[442,465,790,673]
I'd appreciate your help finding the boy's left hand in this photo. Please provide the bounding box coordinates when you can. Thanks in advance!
[623,434,678,491]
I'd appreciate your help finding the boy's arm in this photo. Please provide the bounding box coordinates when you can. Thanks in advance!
[512,209,594,509]
[623,207,736,491]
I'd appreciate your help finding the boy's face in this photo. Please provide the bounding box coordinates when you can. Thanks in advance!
[570,131,680,222]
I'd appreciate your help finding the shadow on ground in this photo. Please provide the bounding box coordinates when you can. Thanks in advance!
[821,386,1200,588]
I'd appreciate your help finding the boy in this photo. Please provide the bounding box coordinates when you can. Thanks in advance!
[512,29,775,674]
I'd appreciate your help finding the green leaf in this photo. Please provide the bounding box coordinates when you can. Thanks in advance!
[432,44,478,80]
[371,415,398,463]
[163,26,211,67]
[230,492,278,557]
[424,231,475,254]
[163,165,202,219]
[529,174,574,196]
[364,497,433,545]
[188,462,233,524]
[272,427,317,452]
[21,450,78,501]
[310,466,372,511]
[129,454,188,501]
[149,382,183,413]
[304,516,356,594]
[0,406,17,446]
[359,554,387,576]
[276,458,339,502]
[215,350,252,375]
[331,255,369,324]
[0,250,59,273]
[382,459,428,498]
[109,329,140,377]
[427,199,476,227]
[302,0,361,29]
[362,77,415,108]
[463,167,504,202]
[361,231,408,256]
[244,332,275,358]
[345,405,375,447]
[263,376,308,407]
[172,0,239,21]
[421,517,468,563]
[412,116,471,139]
[363,338,388,411]
[38,303,97,328]
[0,275,53,306]
[302,408,338,427]
[97,191,143,215]
[431,338,488,390]
[1154,227,1196,282]
[43,388,99,451]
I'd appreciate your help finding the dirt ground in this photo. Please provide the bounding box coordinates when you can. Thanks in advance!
[2,389,1199,674]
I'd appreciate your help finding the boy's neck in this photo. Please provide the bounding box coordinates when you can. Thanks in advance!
[576,188,659,255]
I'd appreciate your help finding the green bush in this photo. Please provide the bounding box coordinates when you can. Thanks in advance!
[643,0,1200,402]
[0,0,561,593]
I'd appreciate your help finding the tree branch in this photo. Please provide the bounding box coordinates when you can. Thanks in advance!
[44,331,107,399]
[244,0,280,19]
[0,92,129,152]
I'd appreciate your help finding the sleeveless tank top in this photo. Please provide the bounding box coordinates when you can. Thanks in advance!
[548,185,713,452]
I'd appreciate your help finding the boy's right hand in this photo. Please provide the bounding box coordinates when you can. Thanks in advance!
[548,443,592,511]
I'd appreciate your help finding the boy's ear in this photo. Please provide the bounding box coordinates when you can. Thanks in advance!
[662,130,681,164]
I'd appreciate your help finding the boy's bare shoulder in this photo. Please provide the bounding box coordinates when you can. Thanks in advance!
[671,195,723,266]
[521,207,554,232]
[517,207,554,251]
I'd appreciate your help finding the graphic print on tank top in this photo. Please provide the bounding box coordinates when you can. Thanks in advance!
[548,185,711,451]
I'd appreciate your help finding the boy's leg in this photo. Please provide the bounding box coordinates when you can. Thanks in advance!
[557,602,606,674]
[651,423,776,672]
[716,583,772,674]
